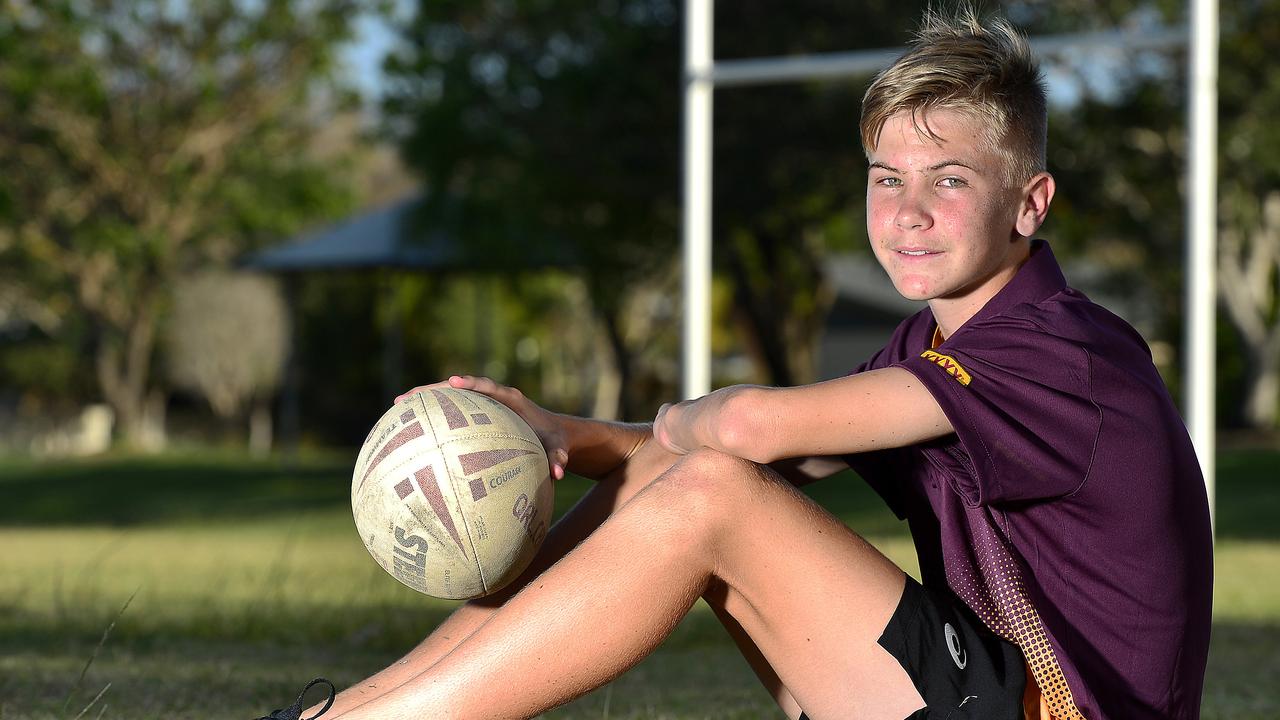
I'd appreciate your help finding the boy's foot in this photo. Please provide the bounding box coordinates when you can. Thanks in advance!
[255,678,336,720]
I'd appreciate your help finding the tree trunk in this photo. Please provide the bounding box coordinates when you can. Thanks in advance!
[249,398,273,457]
[1218,191,1280,430]
[94,307,158,448]
[726,231,834,387]
[140,388,167,452]
[726,240,795,387]
[592,310,632,421]
[1243,334,1280,428]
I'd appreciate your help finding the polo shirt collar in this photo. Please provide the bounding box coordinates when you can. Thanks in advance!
[963,239,1066,327]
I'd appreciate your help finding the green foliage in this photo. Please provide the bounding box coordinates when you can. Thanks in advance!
[384,0,683,285]
[1042,0,1280,427]
[0,0,369,440]
[0,339,88,402]
[288,270,605,446]
[381,0,695,415]
[382,1,951,394]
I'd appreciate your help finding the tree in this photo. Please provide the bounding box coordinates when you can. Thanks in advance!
[1215,1,1280,428]
[1044,0,1280,428]
[711,2,933,386]
[1219,191,1280,428]
[0,0,367,445]
[383,0,947,418]
[382,0,682,418]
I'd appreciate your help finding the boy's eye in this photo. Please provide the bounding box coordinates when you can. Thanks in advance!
[876,176,903,188]
[938,176,968,188]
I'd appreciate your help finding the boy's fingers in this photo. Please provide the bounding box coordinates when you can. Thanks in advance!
[449,375,521,405]
[455,376,565,477]
[398,375,565,477]
[449,374,492,392]
[549,447,569,480]
[394,381,450,403]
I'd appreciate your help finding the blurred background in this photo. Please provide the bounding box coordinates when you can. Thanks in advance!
[0,1,1277,718]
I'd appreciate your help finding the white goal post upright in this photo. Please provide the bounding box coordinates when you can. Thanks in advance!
[679,1,1215,529]
[1187,0,1218,532]
[680,0,713,402]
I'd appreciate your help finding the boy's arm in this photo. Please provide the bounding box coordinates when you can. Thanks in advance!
[399,375,652,481]
[555,413,654,479]
[654,367,952,463]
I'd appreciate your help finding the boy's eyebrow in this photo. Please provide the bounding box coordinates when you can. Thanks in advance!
[928,159,979,172]
[867,159,981,173]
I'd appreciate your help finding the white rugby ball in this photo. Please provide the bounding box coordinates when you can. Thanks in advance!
[351,388,553,599]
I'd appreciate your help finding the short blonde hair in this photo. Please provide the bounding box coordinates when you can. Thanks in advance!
[860,5,1047,186]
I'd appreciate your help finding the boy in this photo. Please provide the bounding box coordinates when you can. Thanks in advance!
[259,7,1212,719]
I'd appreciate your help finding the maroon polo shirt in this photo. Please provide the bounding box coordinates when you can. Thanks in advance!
[847,241,1213,719]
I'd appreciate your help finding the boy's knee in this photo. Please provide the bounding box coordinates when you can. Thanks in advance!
[681,446,758,478]
[650,449,771,533]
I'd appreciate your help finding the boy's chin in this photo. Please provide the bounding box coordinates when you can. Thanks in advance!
[890,280,937,302]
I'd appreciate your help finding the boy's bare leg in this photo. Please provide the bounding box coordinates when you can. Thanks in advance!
[706,585,805,718]
[330,448,925,720]
[323,437,682,714]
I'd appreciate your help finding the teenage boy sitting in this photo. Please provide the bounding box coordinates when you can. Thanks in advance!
[259,7,1212,720]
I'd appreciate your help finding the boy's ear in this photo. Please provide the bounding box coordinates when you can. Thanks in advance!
[1015,172,1055,237]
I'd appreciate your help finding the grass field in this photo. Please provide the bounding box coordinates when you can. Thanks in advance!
[0,447,1277,719]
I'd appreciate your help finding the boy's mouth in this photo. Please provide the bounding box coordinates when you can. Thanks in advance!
[896,248,941,257]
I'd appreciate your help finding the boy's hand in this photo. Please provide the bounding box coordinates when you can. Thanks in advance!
[395,375,570,480]
[652,401,690,455]
[653,385,764,459]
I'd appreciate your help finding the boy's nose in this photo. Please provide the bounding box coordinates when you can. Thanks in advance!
[894,201,933,231]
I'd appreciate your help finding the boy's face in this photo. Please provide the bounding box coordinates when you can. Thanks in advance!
[866,109,1041,313]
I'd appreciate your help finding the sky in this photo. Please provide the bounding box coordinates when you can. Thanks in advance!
[341,7,406,104]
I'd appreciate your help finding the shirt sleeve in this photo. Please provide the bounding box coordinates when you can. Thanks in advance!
[894,314,1102,506]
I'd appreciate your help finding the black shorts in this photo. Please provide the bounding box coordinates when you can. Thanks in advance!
[801,577,1027,720]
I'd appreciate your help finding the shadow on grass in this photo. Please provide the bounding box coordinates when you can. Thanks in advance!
[1213,449,1280,541]
[0,454,355,526]
[2,449,1273,540]
[0,453,909,535]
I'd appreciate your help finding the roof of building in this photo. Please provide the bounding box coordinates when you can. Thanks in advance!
[246,194,575,273]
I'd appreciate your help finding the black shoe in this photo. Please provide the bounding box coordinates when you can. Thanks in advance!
[255,678,336,720]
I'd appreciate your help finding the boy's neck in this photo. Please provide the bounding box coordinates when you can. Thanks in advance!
[928,242,1033,339]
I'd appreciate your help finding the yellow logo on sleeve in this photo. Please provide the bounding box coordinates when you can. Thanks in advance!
[921,350,972,386]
